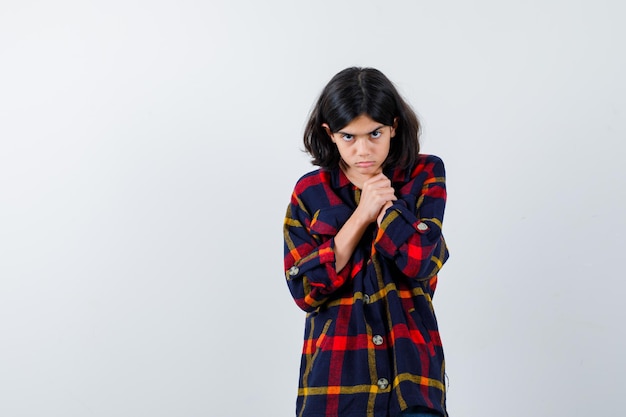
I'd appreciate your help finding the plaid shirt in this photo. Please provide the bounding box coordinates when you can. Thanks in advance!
[283,154,450,417]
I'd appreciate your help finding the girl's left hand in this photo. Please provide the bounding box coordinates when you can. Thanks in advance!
[377,200,394,227]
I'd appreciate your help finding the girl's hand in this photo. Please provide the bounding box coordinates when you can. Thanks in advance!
[355,173,396,225]
[377,200,394,227]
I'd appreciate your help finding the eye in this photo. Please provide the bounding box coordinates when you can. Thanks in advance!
[371,130,382,139]
[341,134,354,142]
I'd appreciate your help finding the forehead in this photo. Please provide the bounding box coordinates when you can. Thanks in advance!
[338,114,384,134]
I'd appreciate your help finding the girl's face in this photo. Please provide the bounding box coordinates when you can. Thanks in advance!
[323,114,397,182]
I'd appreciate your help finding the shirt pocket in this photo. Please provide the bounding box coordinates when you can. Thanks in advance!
[309,205,352,239]
[305,318,334,387]
[406,306,438,357]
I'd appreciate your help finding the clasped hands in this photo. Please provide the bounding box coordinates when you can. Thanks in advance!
[354,173,397,227]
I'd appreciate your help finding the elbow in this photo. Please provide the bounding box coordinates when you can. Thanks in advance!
[405,243,449,280]
[415,245,449,280]
[287,279,327,313]
[295,299,319,313]
[414,261,443,280]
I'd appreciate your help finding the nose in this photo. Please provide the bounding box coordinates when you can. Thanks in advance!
[356,138,370,157]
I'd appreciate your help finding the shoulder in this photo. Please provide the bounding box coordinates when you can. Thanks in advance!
[415,154,445,170]
[411,154,446,179]
[290,168,345,213]
[392,154,446,183]
[290,168,335,206]
[292,168,330,195]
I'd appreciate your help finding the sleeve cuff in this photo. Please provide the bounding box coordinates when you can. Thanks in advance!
[286,238,350,292]
[375,203,441,253]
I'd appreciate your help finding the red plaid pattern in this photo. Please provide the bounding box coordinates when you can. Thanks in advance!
[284,155,450,417]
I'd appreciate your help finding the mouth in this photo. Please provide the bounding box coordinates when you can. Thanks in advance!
[355,161,375,168]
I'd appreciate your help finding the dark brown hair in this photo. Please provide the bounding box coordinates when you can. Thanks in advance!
[303,67,421,170]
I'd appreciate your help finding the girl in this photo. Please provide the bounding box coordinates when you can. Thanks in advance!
[283,67,449,417]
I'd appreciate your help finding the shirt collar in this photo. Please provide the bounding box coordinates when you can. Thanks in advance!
[329,167,352,189]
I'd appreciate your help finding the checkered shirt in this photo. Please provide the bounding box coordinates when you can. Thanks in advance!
[283,154,450,417]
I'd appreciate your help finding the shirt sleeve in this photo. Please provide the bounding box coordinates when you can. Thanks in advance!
[283,195,353,312]
[373,156,450,280]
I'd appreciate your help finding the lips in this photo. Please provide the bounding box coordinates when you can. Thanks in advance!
[355,161,375,168]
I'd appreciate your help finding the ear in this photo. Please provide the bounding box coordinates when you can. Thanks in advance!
[390,117,399,138]
[321,123,335,142]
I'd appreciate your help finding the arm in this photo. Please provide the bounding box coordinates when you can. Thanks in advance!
[283,195,355,312]
[332,212,370,273]
[334,173,396,271]
[284,173,396,312]
[374,156,449,280]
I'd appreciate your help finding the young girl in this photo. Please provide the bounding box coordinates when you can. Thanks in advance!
[283,67,449,417]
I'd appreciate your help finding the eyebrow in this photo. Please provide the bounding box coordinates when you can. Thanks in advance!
[337,125,386,136]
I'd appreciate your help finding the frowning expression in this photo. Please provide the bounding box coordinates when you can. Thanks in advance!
[323,114,397,180]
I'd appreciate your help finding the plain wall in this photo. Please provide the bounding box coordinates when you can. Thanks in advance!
[1,1,625,416]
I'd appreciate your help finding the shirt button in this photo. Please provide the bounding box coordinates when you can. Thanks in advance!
[372,335,384,346]
[377,378,389,389]
[288,266,299,276]
[417,222,429,232]
[363,294,370,304]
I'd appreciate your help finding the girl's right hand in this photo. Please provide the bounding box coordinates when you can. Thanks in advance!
[354,173,397,225]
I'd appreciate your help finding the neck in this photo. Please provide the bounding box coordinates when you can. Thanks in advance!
[340,163,379,189]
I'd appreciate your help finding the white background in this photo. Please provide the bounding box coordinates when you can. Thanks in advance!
[1,1,625,416]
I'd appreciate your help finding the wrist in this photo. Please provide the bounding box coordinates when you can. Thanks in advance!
[350,209,374,228]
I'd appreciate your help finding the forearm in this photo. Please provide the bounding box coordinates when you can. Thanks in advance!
[284,201,364,311]
[375,204,448,279]
[333,211,371,272]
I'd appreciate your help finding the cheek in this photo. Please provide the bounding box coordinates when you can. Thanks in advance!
[381,141,392,156]
[339,148,350,159]
[336,142,350,153]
